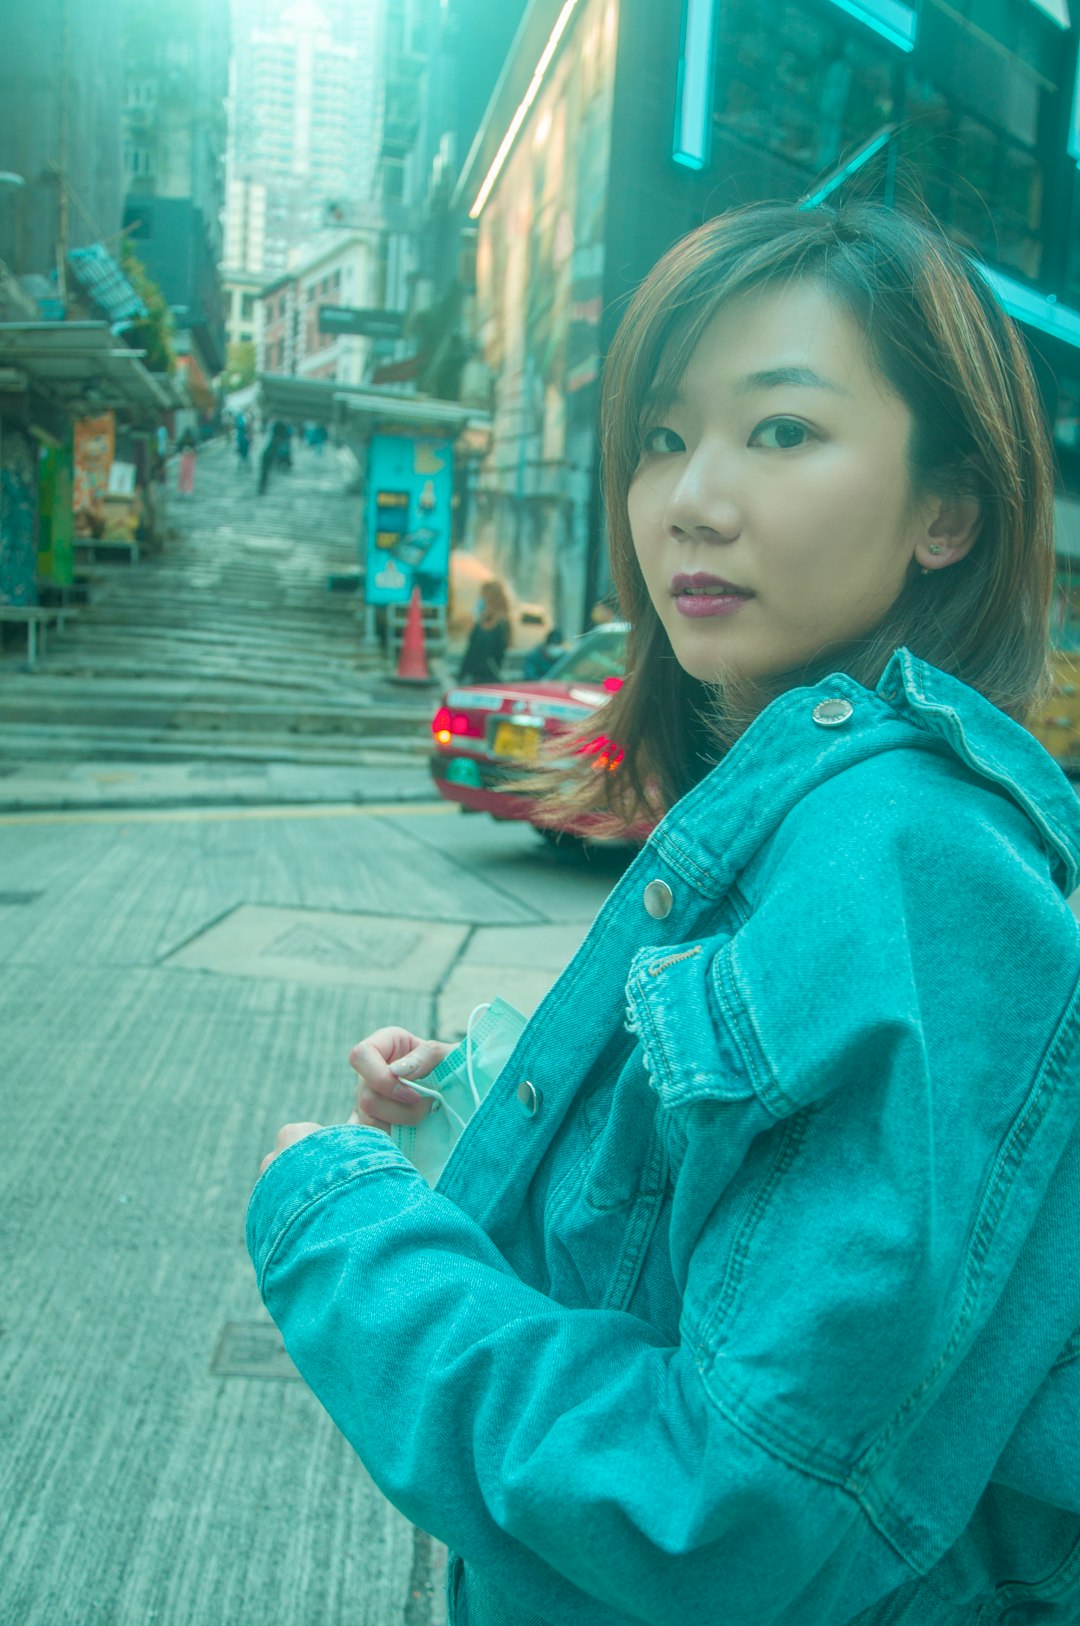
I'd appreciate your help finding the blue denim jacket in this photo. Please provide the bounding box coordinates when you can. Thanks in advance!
[248,649,1080,1625]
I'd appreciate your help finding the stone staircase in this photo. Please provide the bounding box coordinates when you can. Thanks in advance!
[0,439,443,768]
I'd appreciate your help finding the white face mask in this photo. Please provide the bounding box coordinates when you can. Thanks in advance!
[390,998,528,1186]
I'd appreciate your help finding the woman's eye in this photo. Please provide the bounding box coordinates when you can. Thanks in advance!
[750,417,813,450]
[640,426,684,456]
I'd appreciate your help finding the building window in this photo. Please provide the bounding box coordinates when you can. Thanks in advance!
[824,0,917,52]
[716,0,894,174]
[902,86,1045,280]
[241,294,255,320]
[715,0,1055,283]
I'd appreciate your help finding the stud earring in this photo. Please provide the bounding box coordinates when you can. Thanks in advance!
[920,543,945,576]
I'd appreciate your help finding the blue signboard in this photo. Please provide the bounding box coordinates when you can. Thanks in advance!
[364,434,453,606]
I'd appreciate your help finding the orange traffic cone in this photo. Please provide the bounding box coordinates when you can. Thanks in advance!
[392,585,435,684]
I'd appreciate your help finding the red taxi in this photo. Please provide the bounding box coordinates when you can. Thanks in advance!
[429,622,629,828]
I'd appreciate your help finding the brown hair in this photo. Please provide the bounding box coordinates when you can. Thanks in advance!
[536,199,1056,836]
[480,578,512,635]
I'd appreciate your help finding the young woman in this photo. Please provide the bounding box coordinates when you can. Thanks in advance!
[459,577,513,684]
[177,427,197,499]
[250,201,1080,1624]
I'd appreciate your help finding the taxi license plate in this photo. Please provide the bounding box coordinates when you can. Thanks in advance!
[492,722,540,759]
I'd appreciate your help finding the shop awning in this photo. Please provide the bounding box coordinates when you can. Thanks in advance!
[0,321,176,416]
[257,371,491,439]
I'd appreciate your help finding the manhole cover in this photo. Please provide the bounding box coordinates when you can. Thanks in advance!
[262,921,419,968]
[0,891,43,907]
[164,904,467,991]
[210,1322,299,1381]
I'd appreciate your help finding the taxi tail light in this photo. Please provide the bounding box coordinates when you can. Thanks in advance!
[576,733,626,772]
[432,705,484,743]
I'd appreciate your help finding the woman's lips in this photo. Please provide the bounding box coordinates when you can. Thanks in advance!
[671,575,755,619]
[674,591,752,618]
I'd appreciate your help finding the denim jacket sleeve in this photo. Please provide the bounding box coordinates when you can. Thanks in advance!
[247,756,1080,1626]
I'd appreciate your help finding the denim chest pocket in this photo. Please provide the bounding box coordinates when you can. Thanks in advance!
[624,932,771,1126]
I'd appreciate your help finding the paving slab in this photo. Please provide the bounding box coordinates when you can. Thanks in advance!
[167,903,470,992]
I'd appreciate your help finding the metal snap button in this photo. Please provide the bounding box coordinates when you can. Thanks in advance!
[643,879,674,919]
[516,1079,540,1115]
[812,698,854,728]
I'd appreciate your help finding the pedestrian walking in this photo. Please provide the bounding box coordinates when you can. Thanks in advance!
[457,578,511,684]
[257,421,286,495]
[251,200,1080,1625]
[176,427,197,499]
[235,411,250,467]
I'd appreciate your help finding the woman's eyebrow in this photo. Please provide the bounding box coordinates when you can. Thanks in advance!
[733,365,851,396]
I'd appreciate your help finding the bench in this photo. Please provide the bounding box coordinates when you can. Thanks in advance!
[74,537,140,566]
[0,603,73,667]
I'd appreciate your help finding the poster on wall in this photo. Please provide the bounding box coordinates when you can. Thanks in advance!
[73,412,116,534]
[363,434,453,606]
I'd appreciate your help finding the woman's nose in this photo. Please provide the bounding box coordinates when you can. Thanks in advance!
[664,449,741,543]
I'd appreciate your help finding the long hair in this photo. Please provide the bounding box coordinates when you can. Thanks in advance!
[536,199,1055,836]
[480,578,512,635]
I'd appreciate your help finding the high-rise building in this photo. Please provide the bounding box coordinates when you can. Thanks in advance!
[0,0,126,285]
[225,0,382,282]
[122,1,231,396]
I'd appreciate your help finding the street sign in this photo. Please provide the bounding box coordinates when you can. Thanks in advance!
[317,305,406,339]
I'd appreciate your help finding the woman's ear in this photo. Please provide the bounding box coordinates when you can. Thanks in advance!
[914,495,983,574]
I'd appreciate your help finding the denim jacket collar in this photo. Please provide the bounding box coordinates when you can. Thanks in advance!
[653,647,1080,900]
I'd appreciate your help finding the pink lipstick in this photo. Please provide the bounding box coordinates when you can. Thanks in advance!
[671,572,754,619]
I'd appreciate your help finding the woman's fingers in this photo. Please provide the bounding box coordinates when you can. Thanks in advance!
[349,1031,453,1125]
[349,1029,421,1101]
[389,1039,453,1085]
[356,1088,434,1129]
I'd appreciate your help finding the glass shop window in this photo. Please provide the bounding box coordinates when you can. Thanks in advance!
[901,76,1045,280]
[715,0,894,173]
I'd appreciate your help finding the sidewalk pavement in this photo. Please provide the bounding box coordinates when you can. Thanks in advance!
[0,799,626,1626]
[0,751,437,812]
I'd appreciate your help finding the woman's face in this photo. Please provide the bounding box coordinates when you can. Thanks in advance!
[627,280,954,683]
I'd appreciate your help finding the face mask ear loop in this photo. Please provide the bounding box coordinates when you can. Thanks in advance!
[399,1078,470,1136]
[465,1002,492,1110]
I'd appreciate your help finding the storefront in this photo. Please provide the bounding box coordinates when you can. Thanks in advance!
[460,0,1080,630]
[0,322,175,609]
[257,371,492,651]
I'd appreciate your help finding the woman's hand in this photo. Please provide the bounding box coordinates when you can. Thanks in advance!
[260,1121,324,1174]
[349,1027,454,1133]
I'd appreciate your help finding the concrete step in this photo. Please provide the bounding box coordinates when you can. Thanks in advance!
[0,692,435,738]
[0,720,433,765]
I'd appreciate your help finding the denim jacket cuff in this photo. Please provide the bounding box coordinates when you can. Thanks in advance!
[246,1125,415,1288]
